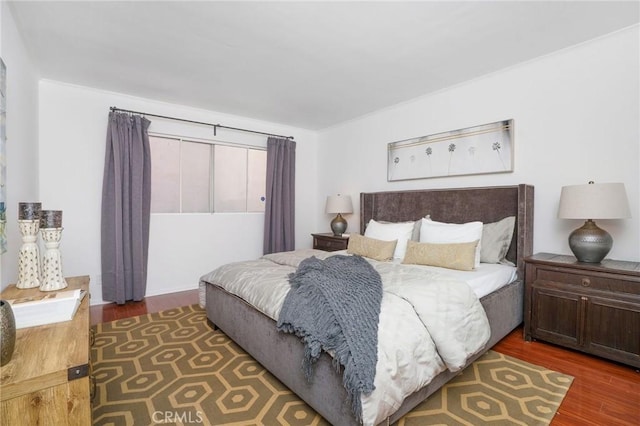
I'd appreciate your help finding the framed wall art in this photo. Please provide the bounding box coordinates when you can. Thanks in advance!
[387,119,513,181]
[0,58,6,254]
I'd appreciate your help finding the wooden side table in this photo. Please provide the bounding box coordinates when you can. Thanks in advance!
[0,276,92,425]
[312,233,349,252]
[524,253,640,367]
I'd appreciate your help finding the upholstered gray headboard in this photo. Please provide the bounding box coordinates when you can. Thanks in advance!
[360,184,534,278]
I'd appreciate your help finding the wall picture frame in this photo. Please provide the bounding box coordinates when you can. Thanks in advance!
[387,119,514,181]
[0,57,6,254]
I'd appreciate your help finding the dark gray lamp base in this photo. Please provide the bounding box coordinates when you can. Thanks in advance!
[568,219,613,263]
[330,213,347,236]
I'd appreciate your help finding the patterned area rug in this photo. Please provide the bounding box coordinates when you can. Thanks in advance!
[92,305,573,425]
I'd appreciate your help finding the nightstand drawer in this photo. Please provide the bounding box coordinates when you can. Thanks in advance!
[535,267,640,295]
[315,238,341,251]
[312,233,349,252]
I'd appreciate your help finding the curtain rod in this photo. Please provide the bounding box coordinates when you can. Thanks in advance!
[109,106,295,140]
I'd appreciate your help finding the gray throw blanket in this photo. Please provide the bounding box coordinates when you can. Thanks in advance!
[276,255,383,422]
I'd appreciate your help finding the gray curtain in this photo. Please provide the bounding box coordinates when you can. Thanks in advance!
[101,112,152,304]
[263,137,296,254]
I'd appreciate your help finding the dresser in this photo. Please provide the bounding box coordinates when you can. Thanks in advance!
[0,276,92,424]
[524,253,640,367]
[312,233,349,251]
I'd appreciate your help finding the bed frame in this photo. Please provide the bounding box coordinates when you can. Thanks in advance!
[205,184,534,425]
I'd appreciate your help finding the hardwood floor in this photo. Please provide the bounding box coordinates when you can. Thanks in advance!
[493,330,639,426]
[90,289,199,325]
[91,290,640,425]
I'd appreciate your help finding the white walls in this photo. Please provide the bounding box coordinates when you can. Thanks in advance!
[38,81,318,303]
[10,18,640,305]
[318,25,640,261]
[0,3,40,290]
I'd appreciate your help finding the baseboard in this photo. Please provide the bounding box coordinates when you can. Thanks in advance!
[88,283,198,306]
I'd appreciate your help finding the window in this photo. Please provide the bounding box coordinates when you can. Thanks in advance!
[149,135,266,213]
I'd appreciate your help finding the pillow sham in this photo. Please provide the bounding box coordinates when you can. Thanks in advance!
[402,240,478,271]
[347,233,397,261]
[413,215,430,241]
[419,218,483,267]
[379,215,429,241]
[481,216,516,264]
[364,219,414,259]
[412,222,419,241]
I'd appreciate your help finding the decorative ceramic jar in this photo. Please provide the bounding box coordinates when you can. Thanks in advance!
[0,299,16,366]
[40,227,68,291]
[17,219,42,289]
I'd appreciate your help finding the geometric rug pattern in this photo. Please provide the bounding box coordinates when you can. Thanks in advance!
[92,304,325,426]
[393,350,573,426]
[92,305,572,426]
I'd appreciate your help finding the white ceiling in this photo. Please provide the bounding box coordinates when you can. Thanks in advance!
[9,1,640,130]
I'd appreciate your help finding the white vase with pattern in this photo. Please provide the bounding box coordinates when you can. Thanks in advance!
[17,220,41,289]
[40,227,68,291]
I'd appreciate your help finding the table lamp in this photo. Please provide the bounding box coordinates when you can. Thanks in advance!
[558,181,631,263]
[325,194,353,236]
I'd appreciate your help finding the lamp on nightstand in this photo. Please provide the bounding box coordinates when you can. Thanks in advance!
[325,194,353,236]
[558,181,631,263]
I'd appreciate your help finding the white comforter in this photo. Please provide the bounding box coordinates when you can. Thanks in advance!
[200,249,490,425]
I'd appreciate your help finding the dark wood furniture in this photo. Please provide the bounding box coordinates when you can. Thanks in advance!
[0,276,92,425]
[311,232,349,251]
[524,253,640,367]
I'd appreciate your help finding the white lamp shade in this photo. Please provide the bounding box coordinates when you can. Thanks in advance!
[558,182,631,219]
[325,195,353,214]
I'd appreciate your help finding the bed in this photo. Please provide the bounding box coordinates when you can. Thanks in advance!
[201,184,534,425]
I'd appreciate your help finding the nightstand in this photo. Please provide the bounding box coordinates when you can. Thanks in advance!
[524,253,640,367]
[312,233,349,252]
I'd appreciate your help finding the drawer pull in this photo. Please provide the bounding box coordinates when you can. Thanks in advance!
[581,278,591,287]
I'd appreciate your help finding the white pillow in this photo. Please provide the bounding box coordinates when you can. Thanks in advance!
[420,218,483,267]
[379,218,425,241]
[364,219,414,259]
